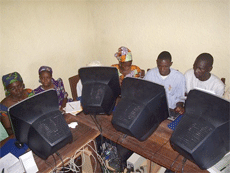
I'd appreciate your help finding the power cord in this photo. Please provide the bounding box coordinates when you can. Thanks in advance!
[51,154,57,173]
[169,153,180,172]
[90,114,104,149]
[56,152,65,171]
[181,157,187,173]
[45,160,54,170]
[90,114,102,134]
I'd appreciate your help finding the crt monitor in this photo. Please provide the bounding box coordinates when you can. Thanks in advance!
[170,89,230,170]
[112,77,169,141]
[79,66,121,115]
[9,89,73,160]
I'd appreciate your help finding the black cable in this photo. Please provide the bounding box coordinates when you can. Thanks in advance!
[94,115,104,152]
[114,134,128,172]
[181,157,187,173]
[52,154,57,173]
[115,142,123,172]
[45,160,53,170]
[114,133,125,171]
[56,152,65,171]
[90,114,104,157]
[90,114,102,134]
[169,153,180,171]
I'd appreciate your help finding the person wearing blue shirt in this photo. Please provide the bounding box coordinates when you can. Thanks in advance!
[144,51,186,117]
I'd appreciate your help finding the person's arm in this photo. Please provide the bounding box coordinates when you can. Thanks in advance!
[1,115,13,135]
[60,98,68,111]
[57,78,69,110]
[0,102,13,135]
[174,102,185,114]
[215,80,225,97]
[174,74,186,115]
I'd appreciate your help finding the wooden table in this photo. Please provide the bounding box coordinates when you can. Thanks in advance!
[73,112,208,173]
[0,114,100,173]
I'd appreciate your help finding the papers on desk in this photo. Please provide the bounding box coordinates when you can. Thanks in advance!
[0,151,38,173]
[65,101,82,115]
[208,152,230,173]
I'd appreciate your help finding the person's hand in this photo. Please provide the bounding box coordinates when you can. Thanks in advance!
[174,106,185,114]
[175,102,185,114]
[59,107,66,114]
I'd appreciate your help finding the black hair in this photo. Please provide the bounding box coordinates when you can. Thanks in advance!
[196,53,213,67]
[157,51,172,62]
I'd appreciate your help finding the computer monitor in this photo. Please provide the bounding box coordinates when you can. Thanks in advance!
[112,77,169,141]
[79,66,121,115]
[170,89,230,170]
[9,89,73,160]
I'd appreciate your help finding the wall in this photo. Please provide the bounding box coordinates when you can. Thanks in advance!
[1,0,229,99]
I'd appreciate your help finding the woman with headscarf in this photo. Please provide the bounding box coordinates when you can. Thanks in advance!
[112,46,142,85]
[34,66,71,111]
[0,72,34,136]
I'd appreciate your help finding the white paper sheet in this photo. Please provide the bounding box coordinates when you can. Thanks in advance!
[19,151,38,173]
[65,101,82,115]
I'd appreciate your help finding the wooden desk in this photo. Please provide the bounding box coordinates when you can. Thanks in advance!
[0,114,100,173]
[73,112,208,173]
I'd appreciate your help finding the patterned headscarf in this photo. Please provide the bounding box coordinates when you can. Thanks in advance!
[38,66,53,75]
[114,46,132,62]
[2,72,23,96]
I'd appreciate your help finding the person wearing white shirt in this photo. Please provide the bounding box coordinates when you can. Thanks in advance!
[184,53,225,97]
[144,51,186,116]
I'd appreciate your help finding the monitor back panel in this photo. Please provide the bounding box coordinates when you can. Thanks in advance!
[112,78,169,141]
[9,89,60,143]
[170,89,230,169]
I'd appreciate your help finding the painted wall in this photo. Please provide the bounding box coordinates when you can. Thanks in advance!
[1,0,229,99]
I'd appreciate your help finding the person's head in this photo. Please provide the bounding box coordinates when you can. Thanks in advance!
[2,72,24,97]
[156,51,173,76]
[114,46,133,71]
[193,53,213,81]
[38,66,53,88]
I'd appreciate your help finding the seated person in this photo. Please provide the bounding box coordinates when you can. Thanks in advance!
[0,72,34,135]
[34,66,71,111]
[184,53,225,97]
[76,60,103,101]
[112,46,142,85]
[144,51,186,117]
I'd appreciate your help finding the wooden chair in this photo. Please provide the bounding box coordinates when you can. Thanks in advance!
[68,74,80,101]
